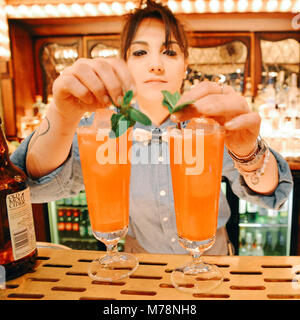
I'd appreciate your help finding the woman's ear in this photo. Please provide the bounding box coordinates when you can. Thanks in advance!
[183,60,189,80]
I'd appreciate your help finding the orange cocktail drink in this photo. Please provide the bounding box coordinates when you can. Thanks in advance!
[77,110,132,234]
[76,109,138,282]
[169,118,225,242]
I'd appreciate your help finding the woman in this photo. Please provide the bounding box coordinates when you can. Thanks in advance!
[11,0,293,254]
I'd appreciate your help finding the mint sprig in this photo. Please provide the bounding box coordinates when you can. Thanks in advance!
[162,90,195,114]
[109,90,152,138]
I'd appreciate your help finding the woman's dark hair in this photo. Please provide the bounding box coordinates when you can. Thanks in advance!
[120,0,189,60]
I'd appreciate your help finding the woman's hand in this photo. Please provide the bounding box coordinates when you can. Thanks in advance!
[170,81,261,157]
[52,57,136,120]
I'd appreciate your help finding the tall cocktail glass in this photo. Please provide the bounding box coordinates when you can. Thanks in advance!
[169,117,225,293]
[77,109,138,281]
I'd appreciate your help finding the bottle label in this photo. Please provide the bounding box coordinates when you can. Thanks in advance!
[6,187,36,261]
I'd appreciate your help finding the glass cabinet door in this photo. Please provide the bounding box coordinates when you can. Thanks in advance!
[258,38,300,162]
[84,36,120,59]
[36,37,82,101]
[185,37,249,94]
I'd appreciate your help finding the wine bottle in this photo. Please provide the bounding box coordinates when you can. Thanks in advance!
[0,118,37,280]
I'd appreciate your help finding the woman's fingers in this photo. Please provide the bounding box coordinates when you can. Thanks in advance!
[56,57,136,108]
[53,73,96,105]
[89,59,123,105]
[224,111,261,132]
[194,93,249,115]
[104,58,136,95]
[170,104,201,122]
[171,90,250,123]
[177,81,234,106]
[65,62,109,105]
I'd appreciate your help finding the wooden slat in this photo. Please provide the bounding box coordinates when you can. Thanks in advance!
[2,248,300,300]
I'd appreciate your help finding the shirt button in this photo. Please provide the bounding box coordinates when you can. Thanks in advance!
[162,217,168,222]
[160,190,166,197]
[158,156,164,163]
[171,237,177,243]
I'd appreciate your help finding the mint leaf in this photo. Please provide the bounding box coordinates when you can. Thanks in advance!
[128,107,152,126]
[123,90,133,107]
[111,113,123,132]
[109,90,151,138]
[162,98,173,113]
[112,116,131,138]
[161,90,180,110]
[174,91,180,102]
[171,100,195,113]
[162,90,195,115]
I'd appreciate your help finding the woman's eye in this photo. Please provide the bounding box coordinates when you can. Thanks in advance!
[132,50,147,56]
[163,49,177,56]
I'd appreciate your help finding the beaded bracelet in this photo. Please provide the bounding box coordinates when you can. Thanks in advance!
[234,148,271,185]
[227,136,268,167]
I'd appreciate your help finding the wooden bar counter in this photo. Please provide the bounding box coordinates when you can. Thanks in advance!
[2,248,300,300]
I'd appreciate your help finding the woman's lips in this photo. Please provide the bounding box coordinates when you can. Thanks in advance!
[144,80,167,85]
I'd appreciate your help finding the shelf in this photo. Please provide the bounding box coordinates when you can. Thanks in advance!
[239,223,288,228]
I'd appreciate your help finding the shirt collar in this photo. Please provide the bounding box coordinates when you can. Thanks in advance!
[132,102,176,130]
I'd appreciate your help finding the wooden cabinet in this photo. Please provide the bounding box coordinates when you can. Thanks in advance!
[1,14,299,139]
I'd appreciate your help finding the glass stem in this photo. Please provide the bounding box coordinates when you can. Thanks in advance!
[106,243,118,256]
[192,251,205,266]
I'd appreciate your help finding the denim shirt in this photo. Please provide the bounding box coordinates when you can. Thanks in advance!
[10,112,294,254]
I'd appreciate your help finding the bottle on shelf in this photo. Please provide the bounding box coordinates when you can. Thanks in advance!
[273,230,286,256]
[0,117,37,280]
[245,232,253,256]
[65,209,73,237]
[56,198,65,206]
[288,73,299,115]
[263,231,273,256]
[247,202,258,223]
[64,197,72,207]
[256,207,268,224]
[72,209,80,238]
[71,194,80,207]
[267,209,279,225]
[252,232,264,256]
[239,227,247,256]
[278,200,289,225]
[79,209,88,238]
[276,70,288,112]
[57,208,66,239]
[265,76,276,110]
[239,199,248,223]
[32,95,46,120]
[244,77,253,110]
[79,191,87,207]
[254,84,266,113]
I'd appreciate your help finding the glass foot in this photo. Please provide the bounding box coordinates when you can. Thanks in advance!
[88,252,139,281]
[171,262,223,294]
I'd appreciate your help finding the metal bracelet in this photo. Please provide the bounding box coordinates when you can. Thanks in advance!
[235,148,271,185]
[227,136,267,165]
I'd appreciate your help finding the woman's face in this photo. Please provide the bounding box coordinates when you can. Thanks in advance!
[126,18,187,106]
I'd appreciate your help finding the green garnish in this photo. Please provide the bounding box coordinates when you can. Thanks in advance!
[161,90,195,114]
[109,90,152,138]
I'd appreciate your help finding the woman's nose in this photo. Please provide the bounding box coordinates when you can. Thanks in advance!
[148,62,164,74]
